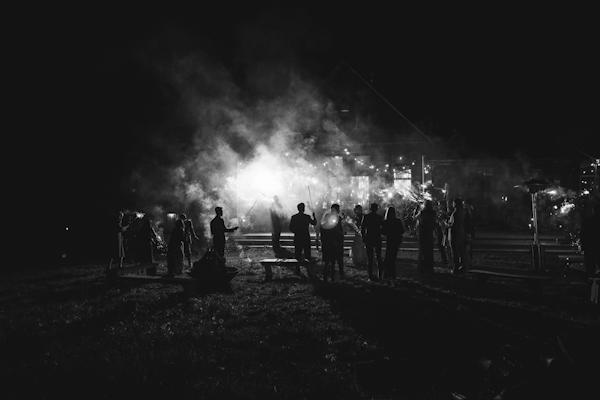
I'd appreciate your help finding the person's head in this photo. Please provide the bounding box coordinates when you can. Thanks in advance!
[215,207,223,216]
[178,213,187,221]
[117,211,124,221]
[354,205,363,215]
[273,195,280,204]
[297,203,305,212]
[331,203,340,213]
[184,219,193,228]
[370,203,379,213]
[385,207,396,220]
[454,198,464,209]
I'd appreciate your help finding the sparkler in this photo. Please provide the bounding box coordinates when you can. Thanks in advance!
[308,185,313,210]
[243,199,258,221]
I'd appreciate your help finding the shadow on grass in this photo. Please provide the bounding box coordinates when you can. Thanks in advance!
[312,267,597,397]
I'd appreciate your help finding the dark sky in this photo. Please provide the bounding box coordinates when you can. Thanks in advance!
[9,2,598,215]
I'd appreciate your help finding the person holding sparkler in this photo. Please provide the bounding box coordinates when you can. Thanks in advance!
[166,219,185,276]
[210,207,238,257]
[362,203,384,281]
[289,203,317,274]
[321,204,345,281]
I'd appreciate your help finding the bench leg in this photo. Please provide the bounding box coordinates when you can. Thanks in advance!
[264,265,273,281]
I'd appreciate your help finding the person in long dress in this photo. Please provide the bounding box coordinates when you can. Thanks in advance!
[382,207,405,285]
[107,211,129,270]
[448,198,465,274]
[182,216,199,270]
[167,219,184,276]
[349,205,367,267]
[270,195,285,255]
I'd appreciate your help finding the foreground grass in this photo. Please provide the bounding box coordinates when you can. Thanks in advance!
[1,246,597,399]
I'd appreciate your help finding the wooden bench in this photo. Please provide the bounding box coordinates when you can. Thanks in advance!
[467,269,552,292]
[260,259,320,281]
[558,254,585,277]
[115,274,199,299]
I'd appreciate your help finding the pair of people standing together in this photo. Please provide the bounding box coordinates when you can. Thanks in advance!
[361,203,405,282]
[289,202,345,281]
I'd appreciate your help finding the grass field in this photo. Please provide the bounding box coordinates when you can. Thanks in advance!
[1,244,598,399]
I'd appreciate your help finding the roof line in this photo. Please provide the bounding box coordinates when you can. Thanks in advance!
[340,60,433,144]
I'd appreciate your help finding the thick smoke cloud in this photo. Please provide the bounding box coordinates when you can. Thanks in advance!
[129,44,363,242]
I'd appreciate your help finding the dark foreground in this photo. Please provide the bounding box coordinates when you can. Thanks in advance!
[1,245,598,399]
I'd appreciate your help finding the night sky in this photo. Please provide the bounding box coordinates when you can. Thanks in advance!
[7,2,597,254]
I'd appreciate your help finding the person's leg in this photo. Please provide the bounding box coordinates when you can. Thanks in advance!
[337,244,344,279]
[365,243,375,279]
[375,241,383,279]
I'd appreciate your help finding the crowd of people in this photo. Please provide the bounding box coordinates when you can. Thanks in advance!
[106,188,600,285]
[107,197,480,281]
[279,196,476,283]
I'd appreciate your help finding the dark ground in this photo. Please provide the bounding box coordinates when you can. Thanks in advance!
[1,240,598,399]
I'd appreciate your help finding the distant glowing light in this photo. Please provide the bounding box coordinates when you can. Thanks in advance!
[560,203,575,214]
[167,213,177,219]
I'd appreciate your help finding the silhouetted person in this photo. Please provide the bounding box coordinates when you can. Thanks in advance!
[382,206,405,284]
[463,199,475,270]
[321,204,345,281]
[270,195,285,254]
[435,201,449,265]
[289,203,316,273]
[362,203,384,280]
[136,216,157,264]
[448,198,465,274]
[580,203,600,277]
[350,204,368,267]
[179,214,199,270]
[416,200,436,274]
[210,206,238,257]
[167,219,184,276]
[107,211,129,269]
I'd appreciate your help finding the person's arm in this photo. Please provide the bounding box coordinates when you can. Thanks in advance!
[310,213,316,226]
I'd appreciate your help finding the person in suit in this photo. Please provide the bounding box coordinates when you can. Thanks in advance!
[289,202,316,274]
[361,203,384,281]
